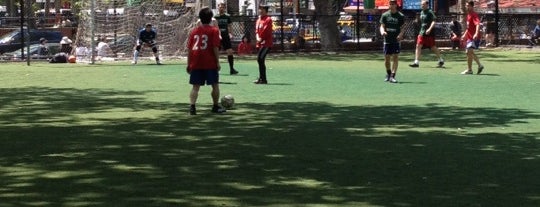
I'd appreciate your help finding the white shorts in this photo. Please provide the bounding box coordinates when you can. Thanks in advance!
[466,40,481,49]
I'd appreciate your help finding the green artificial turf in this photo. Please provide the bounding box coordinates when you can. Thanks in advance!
[0,49,539,206]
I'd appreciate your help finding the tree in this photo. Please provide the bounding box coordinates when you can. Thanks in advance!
[459,0,467,33]
[312,0,347,51]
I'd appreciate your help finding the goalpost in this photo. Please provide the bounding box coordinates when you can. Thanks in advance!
[77,0,208,62]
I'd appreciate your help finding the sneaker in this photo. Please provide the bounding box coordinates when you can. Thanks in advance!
[131,60,137,65]
[156,61,162,65]
[189,106,196,115]
[389,77,398,83]
[409,63,419,68]
[437,60,445,67]
[230,69,239,75]
[384,75,390,82]
[253,79,268,84]
[477,65,484,74]
[211,105,226,113]
[461,69,473,75]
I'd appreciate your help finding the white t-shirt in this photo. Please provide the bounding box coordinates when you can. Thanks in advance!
[75,46,88,57]
[96,42,111,57]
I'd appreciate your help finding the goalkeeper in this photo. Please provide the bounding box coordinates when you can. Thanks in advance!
[132,23,161,65]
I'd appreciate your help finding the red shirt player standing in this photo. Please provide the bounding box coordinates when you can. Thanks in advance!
[254,5,273,84]
[460,1,484,75]
[187,7,225,115]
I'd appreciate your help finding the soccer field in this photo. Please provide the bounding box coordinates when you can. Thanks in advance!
[0,49,539,206]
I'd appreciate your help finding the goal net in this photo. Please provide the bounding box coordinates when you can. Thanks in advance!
[76,0,205,60]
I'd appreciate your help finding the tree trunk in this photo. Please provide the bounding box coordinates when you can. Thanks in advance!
[7,0,15,17]
[460,0,467,26]
[25,0,36,29]
[45,0,50,27]
[313,0,341,52]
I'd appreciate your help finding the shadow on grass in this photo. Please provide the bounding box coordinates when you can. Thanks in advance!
[0,87,539,207]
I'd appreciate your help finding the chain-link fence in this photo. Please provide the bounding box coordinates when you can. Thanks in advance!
[1,11,538,58]
[227,13,539,52]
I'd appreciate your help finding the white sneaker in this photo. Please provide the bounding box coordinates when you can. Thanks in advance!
[461,69,473,75]
[131,60,137,65]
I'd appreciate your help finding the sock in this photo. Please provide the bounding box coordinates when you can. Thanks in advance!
[156,56,160,61]
[227,55,234,70]
[414,60,419,64]
[439,58,444,62]
[133,51,139,61]
[391,73,396,78]
[386,70,391,76]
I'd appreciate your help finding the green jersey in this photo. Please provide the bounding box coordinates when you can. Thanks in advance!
[420,9,436,36]
[214,13,232,35]
[380,11,405,44]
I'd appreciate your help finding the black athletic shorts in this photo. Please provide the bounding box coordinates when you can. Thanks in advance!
[221,33,232,50]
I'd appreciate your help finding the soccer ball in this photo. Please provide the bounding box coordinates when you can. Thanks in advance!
[68,55,76,63]
[220,95,235,109]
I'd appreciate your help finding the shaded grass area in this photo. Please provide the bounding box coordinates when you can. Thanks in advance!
[0,50,539,206]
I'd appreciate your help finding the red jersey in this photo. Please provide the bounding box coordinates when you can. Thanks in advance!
[256,15,273,48]
[465,11,480,41]
[187,25,221,70]
[237,41,253,55]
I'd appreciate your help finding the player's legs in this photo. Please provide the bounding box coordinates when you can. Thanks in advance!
[430,46,442,58]
[221,35,237,74]
[383,44,392,81]
[462,40,483,74]
[226,48,236,74]
[189,84,201,115]
[392,54,399,73]
[133,42,160,64]
[204,70,220,104]
[210,85,225,113]
[132,43,142,64]
[206,70,225,113]
[255,47,270,84]
[466,49,474,71]
[211,84,221,107]
[190,85,201,105]
[189,70,206,114]
[470,39,482,70]
[226,48,237,74]
[430,45,444,67]
[384,55,391,72]
[388,54,399,83]
[151,44,160,64]
[410,35,423,67]
[384,43,400,83]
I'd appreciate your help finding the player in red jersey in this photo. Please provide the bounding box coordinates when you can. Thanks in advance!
[254,5,273,84]
[460,1,484,75]
[187,7,225,115]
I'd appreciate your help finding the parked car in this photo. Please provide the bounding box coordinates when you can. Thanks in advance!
[1,43,61,60]
[0,29,63,54]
